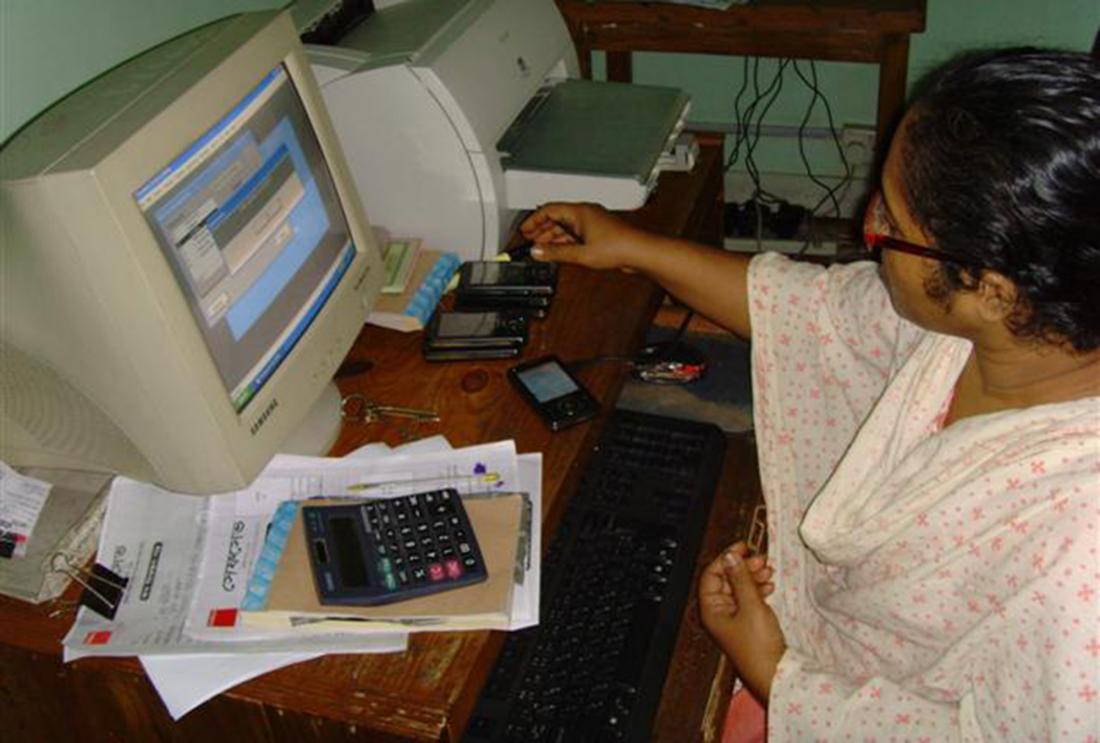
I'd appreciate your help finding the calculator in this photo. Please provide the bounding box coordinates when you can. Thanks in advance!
[302,489,488,606]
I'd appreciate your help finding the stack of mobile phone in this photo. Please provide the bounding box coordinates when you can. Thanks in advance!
[422,308,529,361]
[452,261,557,317]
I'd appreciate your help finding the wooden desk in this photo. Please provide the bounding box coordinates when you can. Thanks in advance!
[556,0,927,138]
[0,137,734,742]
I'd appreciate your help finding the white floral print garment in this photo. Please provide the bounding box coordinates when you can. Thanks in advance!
[747,252,1099,742]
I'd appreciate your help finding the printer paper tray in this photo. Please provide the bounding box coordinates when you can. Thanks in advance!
[504,169,656,210]
[499,79,689,210]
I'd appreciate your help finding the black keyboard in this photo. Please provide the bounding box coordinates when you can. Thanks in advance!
[464,409,727,743]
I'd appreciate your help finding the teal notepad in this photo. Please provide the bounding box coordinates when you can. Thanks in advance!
[405,253,460,324]
[241,500,299,611]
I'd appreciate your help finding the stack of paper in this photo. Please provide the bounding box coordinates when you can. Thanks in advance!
[243,493,527,632]
[0,465,111,602]
[58,437,542,719]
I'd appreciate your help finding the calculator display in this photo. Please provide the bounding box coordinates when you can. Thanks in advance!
[331,517,370,588]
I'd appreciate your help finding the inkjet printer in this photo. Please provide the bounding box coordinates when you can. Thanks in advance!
[304,0,691,261]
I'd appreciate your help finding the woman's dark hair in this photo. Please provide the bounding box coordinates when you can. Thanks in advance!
[902,49,1100,351]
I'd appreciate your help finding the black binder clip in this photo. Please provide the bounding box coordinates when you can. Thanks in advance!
[0,530,17,559]
[50,553,128,620]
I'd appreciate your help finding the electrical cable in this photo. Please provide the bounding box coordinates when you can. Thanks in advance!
[743,58,791,250]
[724,56,753,173]
[744,58,789,207]
[791,60,856,256]
[566,307,702,383]
[794,60,842,217]
[727,57,786,202]
[568,308,695,370]
[727,57,855,253]
[563,355,635,372]
[670,306,695,345]
[793,60,853,219]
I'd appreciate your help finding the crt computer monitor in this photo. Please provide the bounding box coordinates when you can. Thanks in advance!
[0,11,384,494]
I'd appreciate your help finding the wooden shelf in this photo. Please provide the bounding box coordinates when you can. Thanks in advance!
[556,0,927,139]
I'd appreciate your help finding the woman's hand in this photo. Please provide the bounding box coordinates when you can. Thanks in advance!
[698,541,786,702]
[519,202,648,271]
[521,202,756,340]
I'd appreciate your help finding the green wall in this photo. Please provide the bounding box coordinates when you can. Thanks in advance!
[2,0,1098,162]
[0,0,283,145]
[617,0,1099,177]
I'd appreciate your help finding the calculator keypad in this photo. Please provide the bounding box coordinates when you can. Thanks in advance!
[361,490,482,588]
[304,488,488,606]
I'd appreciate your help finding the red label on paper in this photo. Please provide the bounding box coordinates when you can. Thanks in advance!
[207,608,238,627]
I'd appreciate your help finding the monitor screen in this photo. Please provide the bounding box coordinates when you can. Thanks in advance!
[0,12,384,493]
[134,65,355,412]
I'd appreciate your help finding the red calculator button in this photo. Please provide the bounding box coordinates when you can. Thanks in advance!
[445,559,462,579]
[428,563,445,582]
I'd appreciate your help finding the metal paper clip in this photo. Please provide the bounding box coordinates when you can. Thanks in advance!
[746,504,768,555]
[47,601,78,619]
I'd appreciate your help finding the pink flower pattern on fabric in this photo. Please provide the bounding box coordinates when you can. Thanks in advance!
[745,253,1099,741]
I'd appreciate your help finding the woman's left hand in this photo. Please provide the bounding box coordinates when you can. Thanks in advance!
[698,542,786,702]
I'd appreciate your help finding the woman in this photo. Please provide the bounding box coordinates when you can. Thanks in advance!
[521,49,1099,740]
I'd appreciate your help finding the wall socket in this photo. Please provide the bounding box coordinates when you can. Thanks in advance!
[840,125,877,174]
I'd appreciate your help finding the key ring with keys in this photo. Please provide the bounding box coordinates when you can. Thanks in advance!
[340,393,440,425]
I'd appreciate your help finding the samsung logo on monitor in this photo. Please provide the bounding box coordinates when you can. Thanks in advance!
[250,398,279,436]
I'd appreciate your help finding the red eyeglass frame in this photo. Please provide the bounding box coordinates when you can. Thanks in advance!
[862,189,978,267]
[862,232,976,266]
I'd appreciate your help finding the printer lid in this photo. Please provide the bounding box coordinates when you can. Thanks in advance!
[499,80,690,182]
[336,0,475,71]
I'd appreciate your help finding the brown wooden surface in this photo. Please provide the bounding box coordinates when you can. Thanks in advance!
[557,0,927,136]
[652,431,764,743]
[876,34,912,140]
[0,138,729,742]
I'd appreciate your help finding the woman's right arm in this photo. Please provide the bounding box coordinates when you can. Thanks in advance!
[521,203,754,340]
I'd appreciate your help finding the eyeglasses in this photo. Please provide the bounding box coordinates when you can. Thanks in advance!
[862,191,975,266]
